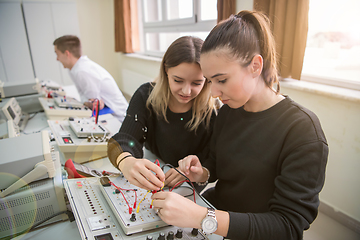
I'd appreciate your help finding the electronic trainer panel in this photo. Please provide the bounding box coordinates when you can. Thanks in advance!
[39,97,92,120]
[54,96,84,108]
[99,175,169,235]
[64,176,220,240]
[69,117,110,138]
[48,114,121,163]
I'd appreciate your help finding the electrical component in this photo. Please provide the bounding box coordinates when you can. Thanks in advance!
[47,114,121,163]
[38,97,92,120]
[68,117,110,138]
[64,177,219,240]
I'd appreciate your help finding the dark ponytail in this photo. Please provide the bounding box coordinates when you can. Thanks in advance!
[202,10,279,93]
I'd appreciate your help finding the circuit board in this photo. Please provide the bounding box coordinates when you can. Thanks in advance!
[38,97,92,120]
[47,114,121,163]
[64,177,218,240]
[54,96,84,108]
[69,117,110,138]
[99,175,195,235]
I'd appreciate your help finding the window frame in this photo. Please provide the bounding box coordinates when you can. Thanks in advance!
[138,0,217,58]
[300,0,360,91]
[301,74,360,91]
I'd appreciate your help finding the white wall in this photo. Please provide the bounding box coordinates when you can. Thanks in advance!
[281,83,360,223]
[76,0,120,84]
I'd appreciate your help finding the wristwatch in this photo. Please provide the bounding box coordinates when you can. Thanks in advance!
[201,207,218,234]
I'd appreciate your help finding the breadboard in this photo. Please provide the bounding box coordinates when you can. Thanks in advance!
[69,117,110,138]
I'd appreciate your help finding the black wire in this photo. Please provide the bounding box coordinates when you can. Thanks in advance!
[27,112,39,120]
[21,125,49,135]
[161,163,212,208]
[170,185,195,198]
[3,210,74,240]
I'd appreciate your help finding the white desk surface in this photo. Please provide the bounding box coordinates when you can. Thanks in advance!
[21,111,49,135]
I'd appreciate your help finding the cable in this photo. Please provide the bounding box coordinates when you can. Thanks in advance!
[176,185,196,198]
[21,125,49,135]
[27,112,39,120]
[5,210,74,240]
[169,179,196,202]
[90,129,107,142]
[92,99,100,124]
[161,163,213,208]
[137,190,151,213]
[109,181,137,214]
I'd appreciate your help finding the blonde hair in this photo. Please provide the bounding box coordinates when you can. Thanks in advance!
[146,36,216,131]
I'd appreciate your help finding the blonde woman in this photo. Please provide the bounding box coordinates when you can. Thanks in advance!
[108,36,217,191]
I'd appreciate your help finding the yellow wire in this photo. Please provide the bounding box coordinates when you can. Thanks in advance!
[136,190,151,213]
[136,183,165,213]
[149,183,164,210]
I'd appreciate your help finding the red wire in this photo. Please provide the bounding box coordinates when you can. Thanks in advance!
[92,99,99,124]
[154,159,160,166]
[169,180,196,203]
[109,181,138,214]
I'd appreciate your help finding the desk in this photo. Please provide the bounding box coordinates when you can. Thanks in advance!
[11,116,222,240]
[21,111,49,135]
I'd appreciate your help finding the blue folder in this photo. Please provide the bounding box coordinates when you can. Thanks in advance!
[92,106,114,117]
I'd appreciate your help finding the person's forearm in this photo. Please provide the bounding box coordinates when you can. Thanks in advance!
[214,210,229,236]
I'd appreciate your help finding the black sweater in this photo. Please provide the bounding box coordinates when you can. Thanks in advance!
[108,83,216,168]
[203,96,328,240]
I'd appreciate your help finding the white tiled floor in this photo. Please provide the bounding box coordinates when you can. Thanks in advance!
[304,211,360,240]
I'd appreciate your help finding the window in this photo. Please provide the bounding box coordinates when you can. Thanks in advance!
[301,0,360,90]
[138,0,217,57]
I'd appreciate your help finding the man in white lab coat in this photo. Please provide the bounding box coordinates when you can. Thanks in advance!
[53,35,128,123]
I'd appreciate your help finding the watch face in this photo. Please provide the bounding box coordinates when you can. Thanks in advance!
[202,216,218,233]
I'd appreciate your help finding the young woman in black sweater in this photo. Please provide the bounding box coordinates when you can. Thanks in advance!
[107,36,217,190]
[151,11,329,240]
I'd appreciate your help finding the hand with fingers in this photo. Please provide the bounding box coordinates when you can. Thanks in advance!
[164,168,186,187]
[118,153,165,191]
[178,155,207,183]
[151,191,207,228]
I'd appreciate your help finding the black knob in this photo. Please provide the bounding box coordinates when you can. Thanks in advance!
[191,228,198,236]
[167,231,174,240]
[158,232,165,240]
[130,213,136,222]
[175,229,183,238]
[146,236,153,240]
